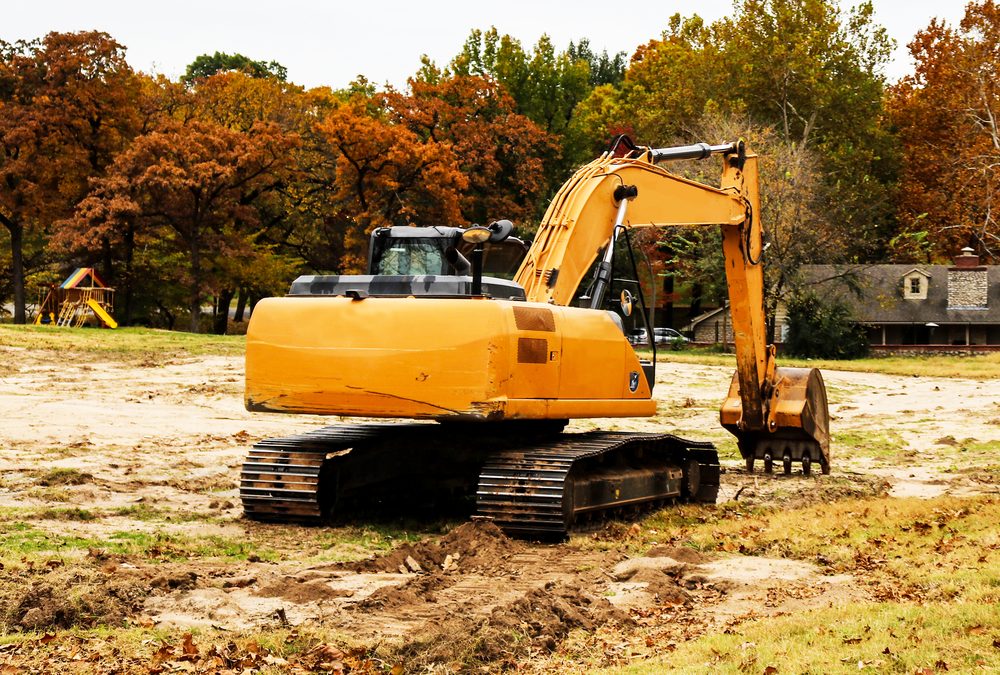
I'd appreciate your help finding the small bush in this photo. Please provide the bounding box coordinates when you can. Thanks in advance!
[784,290,869,359]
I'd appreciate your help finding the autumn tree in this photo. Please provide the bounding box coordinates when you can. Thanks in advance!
[384,75,559,228]
[889,0,1000,262]
[310,98,468,272]
[67,120,298,332]
[0,31,141,323]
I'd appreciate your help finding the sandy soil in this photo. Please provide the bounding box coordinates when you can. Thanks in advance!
[1,347,997,669]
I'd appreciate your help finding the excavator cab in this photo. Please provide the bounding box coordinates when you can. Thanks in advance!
[369,225,530,279]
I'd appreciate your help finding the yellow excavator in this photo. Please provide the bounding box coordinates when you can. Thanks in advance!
[240,138,830,537]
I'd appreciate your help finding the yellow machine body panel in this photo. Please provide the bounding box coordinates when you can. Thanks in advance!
[245,295,655,421]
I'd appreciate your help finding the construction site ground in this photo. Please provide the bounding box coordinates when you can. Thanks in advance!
[0,330,998,673]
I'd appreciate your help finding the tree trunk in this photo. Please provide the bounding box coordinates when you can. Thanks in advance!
[234,287,248,322]
[213,288,234,335]
[122,226,135,325]
[189,246,201,333]
[101,235,114,285]
[6,219,26,324]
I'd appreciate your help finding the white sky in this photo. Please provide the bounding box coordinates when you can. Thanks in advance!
[5,1,972,89]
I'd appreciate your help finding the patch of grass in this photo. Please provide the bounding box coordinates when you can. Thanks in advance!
[612,602,1000,674]
[0,325,244,360]
[35,467,92,486]
[656,348,1000,379]
[306,524,432,562]
[629,495,1000,604]
[111,503,163,520]
[0,523,278,563]
[23,487,73,503]
[35,507,98,521]
[0,625,366,672]
[832,428,908,461]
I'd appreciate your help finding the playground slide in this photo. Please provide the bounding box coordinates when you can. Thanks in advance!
[86,298,118,329]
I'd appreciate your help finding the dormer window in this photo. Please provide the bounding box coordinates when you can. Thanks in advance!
[902,269,930,300]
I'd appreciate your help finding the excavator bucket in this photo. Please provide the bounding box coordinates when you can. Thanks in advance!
[721,367,830,475]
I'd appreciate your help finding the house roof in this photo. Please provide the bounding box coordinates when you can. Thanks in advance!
[684,303,728,330]
[801,264,1000,324]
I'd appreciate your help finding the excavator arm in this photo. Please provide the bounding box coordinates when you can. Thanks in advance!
[514,140,829,474]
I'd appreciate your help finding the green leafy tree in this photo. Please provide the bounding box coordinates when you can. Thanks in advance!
[183,51,287,83]
[567,39,627,87]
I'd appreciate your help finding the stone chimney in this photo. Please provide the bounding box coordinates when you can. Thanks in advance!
[948,247,988,309]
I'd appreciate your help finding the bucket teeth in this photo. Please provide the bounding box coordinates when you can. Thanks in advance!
[724,366,831,475]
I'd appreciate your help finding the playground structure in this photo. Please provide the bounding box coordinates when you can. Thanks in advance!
[34,268,118,329]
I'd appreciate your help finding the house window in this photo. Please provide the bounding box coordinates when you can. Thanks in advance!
[902,271,928,300]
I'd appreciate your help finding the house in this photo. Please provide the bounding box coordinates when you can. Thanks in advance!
[685,248,1000,349]
[804,248,999,348]
[685,303,787,345]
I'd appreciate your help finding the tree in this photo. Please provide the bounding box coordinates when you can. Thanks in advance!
[567,39,627,87]
[313,98,468,272]
[583,1,895,261]
[384,75,559,227]
[784,288,869,359]
[448,29,599,173]
[0,31,141,323]
[66,120,298,332]
[889,0,1000,262]
[183,52,287,83]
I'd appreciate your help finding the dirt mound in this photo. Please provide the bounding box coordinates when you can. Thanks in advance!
[346,520,521,575]
[2,568,149,631]
[390,581,629,669]
[483,582,630,651]
[357,573,451,610]
[255,578,355,604]
[626,568,692,605]
[646,544,710,564]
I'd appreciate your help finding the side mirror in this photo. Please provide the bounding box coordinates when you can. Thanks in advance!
[487,219,514,243]
[620,289,633,317]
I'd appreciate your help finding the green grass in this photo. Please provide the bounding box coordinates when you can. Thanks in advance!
[656,347,1000,379]
[611,602,1000,674]
[598,494,1000,674]
[628,495,1000,603]
[0,522,278,563]
[831,428,909,462]
[0,324,244,359]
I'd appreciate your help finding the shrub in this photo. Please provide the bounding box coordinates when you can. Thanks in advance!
[784,290,869,359]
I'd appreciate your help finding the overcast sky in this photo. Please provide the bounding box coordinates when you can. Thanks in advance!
[5,1,971,89]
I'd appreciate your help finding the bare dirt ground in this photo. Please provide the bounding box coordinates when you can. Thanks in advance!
[1,347,998,672]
